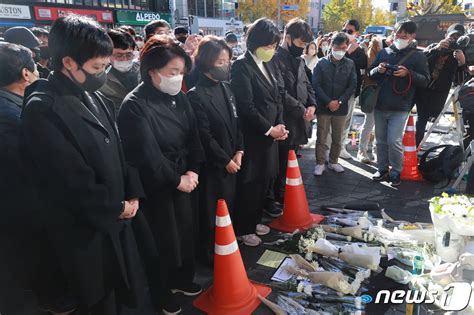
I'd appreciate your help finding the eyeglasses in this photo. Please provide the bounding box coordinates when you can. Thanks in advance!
[341,29,354,35]
[112,52,134,61]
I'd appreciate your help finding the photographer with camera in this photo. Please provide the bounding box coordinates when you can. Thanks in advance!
[368,21,430,186]
[415,24,468,146]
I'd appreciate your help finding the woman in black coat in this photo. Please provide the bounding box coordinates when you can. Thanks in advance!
[187,36,244,263]
[117,35,205,314]
[230,18,288,247]
[20,16,148,314]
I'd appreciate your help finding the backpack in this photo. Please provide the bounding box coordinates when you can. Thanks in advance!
[419,145,464,185]
[458,78,474,116]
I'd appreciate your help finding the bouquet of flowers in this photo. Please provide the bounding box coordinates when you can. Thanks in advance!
[430,193,474,262]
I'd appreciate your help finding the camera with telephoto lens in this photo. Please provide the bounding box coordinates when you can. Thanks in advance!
[441,35,471,55]
[384,63,399,76]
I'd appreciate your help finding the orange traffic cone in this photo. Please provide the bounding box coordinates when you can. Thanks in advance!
[401,114,423,181]
[269,150,325,232]
[193,199,271,314]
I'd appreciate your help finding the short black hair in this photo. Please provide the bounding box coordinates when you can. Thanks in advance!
[108,29,136,50]
[344,19,360,32]
[246,18,281,52]
[0,42,35,87]
[144,20,171,40]
[395,20,417,34]
[49,15,113,71]
[195,36,232,73]
[118,25,136,36]
[285,18,313,43]
[332,32,349,47]
[174,26,188,36]
[140,35,192,83]
[30,27,49,38]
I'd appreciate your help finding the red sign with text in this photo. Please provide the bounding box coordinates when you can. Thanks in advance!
[34,6,114,23]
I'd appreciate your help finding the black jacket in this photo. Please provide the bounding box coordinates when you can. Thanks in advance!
[368,43,430,112]
[20,71,147,308]
[345,46,368,97]
[118,82,205,267]
[188,75,244,227]
[273,46,317,145]
[230,51,284,182]
[312,55,357,116]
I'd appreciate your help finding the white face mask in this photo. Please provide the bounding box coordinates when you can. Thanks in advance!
[321,44,329,53]
[394,38,410,50]
[347,34,356,42]
[113,60,134,73]
[136,41,144,49]
[153,72,183,96]
[332,50,346,60]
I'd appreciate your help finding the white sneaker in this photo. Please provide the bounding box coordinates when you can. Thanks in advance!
[256,224,270,236]
[313,164,326,176]
[237,234,262,247]
[339,147,353,159]
[328,163,344,173]
[357,150,371,163]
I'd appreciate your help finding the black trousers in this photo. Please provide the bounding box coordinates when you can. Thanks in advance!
[235,177,273,236]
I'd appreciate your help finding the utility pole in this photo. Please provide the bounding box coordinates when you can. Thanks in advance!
[277,0,281,29]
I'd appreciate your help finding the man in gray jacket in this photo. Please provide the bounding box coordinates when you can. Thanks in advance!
[313,32,357,176]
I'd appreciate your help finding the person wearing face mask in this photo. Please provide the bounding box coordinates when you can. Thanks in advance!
[414,23,467,146]
[272,18,317,206]
[174,26,189,44]
[338,19,368,160]
[99,29,140,114]
[31,27,52,79]
[20,16,150,315]
[118,35,205,315]
[313,32,357,176]
[0,43,40,314]
[230,18,288,247]
[317,36,330,58]
[368,20,429,186]
[187,36,244,265]
[4,26,51,79]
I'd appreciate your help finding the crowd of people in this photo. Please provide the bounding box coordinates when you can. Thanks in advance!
[0,13,470,315]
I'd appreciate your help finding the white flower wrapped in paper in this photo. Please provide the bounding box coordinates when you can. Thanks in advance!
[307,239,339,257]
[306,271,353,295]
[339,244,381,271]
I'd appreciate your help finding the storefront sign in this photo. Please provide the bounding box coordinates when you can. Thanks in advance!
[0,4,31,20]
[34,6,113,23]
[115,10,172,25]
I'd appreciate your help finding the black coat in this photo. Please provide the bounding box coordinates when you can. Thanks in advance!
[273,46,317,145]
[230,51,284,183]
[345,46,368,97]
[20,72,148,309]
[118,83,205,268]
[188,75,244,228]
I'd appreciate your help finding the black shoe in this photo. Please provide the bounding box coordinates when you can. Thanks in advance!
[264,201,283,218]
[38,296,77,314]
[372,170,390,182]
[171,282,202,296]
[162,299,182,315]
[390,174,401,187]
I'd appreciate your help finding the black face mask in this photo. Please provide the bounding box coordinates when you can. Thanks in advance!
[176,36,187,44]
[208,64,230,82]
[39,46,51,60]
[32,48,41,62]
[68,65,107,92]
[288,40,305,58]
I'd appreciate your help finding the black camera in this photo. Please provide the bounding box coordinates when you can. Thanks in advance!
[441,35,471,55]
[384,64,399,76]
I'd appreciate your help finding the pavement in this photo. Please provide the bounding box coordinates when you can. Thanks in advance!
[13,113,461,315]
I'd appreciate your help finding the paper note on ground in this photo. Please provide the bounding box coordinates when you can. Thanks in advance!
[257,250,287,268]
[271,257,298,282]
